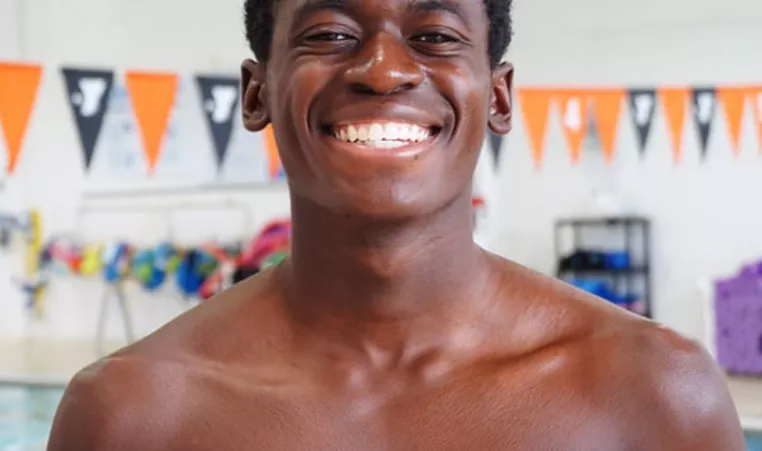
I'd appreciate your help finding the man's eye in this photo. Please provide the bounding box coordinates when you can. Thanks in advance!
[308,32,353,42]
[412,33,459,44]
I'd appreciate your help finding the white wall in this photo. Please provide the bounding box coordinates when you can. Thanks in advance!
[0,0,291,342]
[0,0,760,344]
[495,0,762,341]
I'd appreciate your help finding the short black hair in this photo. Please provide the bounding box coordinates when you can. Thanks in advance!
[244,0,513,68]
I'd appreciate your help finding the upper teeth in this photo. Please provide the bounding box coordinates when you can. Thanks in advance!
[334,122,432,144]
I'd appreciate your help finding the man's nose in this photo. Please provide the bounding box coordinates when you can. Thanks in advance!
[344,33,425,95]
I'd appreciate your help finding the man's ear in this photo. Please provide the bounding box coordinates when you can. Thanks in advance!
[241,59,270,132]
[488,62,514,136]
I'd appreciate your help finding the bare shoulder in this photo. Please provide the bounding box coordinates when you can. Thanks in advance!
[606,320,746,450]
[47,354,189,451]
[47,270,289,451]
[495,258,745,449]
[124,266,289,360]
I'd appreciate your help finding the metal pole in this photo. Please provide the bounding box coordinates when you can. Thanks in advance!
[95,285,111,357]
[95,282,136,356]
[115,283,135,345]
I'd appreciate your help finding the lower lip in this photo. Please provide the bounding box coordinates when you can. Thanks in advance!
[321,133,439,158]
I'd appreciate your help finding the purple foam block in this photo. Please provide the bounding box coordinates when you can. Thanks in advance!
[714,282,762,376]
[740,261,762,279]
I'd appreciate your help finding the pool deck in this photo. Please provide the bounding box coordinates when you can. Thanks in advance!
[2,339,762,431]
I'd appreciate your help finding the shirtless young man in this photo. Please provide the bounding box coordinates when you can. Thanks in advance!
[47,0,746,449]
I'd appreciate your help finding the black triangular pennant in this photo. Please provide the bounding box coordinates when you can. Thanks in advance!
[691,87,717,160]
[488,132,504,171]
[61,68,115,170]
[627,89,656,157]
[196,75,240,168]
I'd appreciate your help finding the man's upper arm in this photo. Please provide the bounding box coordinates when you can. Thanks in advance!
[635,329,746,451]
[47,358,160,451]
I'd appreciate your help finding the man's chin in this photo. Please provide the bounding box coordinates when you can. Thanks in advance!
[325,192,439,223]
[290,177,457,222]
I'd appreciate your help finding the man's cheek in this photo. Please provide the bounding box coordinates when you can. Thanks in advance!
[286,65,330,123]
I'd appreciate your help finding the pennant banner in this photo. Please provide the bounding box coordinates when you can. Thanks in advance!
[716,87,747,156]
[518,88,552,169]
[263,125,284,181]
[125,71,178,174]
[195,75,240,169]
[658,87,689,164]
[0,62,43,174]
[691,87,717,160]
[628,89,657,157]
[62,67,115,170]
[556,89,588,164]
[589,89,625,164]
[488,131,504,171]
[6,58,762,181]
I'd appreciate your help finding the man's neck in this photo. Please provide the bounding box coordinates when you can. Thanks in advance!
[276,191,499,359]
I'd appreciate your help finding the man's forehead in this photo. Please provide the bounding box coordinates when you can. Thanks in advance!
[277,0,485,22]
[281,0,484,8]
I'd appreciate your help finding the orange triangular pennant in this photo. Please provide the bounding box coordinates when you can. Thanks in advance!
[125,71,178,173]
[556,89,588,164]
[0,62,43,174]
[588,89,625,164]
[658,87,689,163]
[517,88,552,168]
[716,86,747,156]
[263,125,283,180]
[752,87,762,154]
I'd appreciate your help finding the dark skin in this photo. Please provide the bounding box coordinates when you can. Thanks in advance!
[47,0,745,449]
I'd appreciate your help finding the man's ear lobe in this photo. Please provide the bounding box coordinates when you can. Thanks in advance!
[488,62,514,135]
[241,59,270,132]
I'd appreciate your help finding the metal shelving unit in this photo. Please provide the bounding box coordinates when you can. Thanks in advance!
[554,216,652,318]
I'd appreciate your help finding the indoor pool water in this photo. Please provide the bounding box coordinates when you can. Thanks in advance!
[0,385,62,451]
[1,385,762,450]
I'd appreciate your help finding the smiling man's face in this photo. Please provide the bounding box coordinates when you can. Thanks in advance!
[242,0,513,219]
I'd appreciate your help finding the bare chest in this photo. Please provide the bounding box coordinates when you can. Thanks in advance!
[170,377,628,451]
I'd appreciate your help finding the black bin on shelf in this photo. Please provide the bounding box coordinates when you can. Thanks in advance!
[554,216,652,318]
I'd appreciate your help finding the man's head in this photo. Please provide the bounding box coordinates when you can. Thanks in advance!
[241,0,514,219]
[244,0,513,69]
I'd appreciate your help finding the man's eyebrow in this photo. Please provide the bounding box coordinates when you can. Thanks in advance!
[409,0,470,25]
[292,0,351,26]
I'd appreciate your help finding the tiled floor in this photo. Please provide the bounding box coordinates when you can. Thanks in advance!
[1,339,761,450]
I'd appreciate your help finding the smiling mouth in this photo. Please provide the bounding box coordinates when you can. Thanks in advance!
[322,121,441,149]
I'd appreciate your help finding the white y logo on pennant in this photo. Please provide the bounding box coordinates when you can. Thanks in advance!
[634,94,654,126]
[72,77,107,117]
[696,93,714,123]
[206,86,237,123]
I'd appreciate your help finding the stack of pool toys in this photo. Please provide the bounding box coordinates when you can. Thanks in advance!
[38,219,292,300]
[713,260,762,376]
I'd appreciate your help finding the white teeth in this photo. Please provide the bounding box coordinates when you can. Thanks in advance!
[333,122,432,146]
[357,125,370,141]
[369,123,384,141]
[401,124,412,139]
[413,126,426,141]
[385,123,399,140]
[348,125,358,142]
